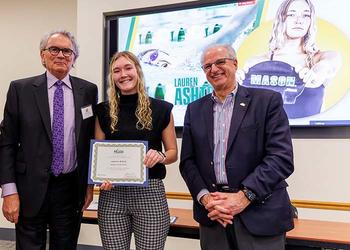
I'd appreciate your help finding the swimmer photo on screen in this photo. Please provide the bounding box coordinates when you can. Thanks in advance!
[105,0,350,126]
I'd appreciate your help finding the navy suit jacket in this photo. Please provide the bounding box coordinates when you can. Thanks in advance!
[180,85,294,236]
[0,73,97,217]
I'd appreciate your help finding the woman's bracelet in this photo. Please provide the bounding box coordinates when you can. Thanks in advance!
[157,151,166,163]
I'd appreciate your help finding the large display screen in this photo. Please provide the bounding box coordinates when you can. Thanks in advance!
[105,0,350,127]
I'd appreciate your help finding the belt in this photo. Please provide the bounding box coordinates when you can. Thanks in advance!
[50,169,77,180]
[216,184,239,193]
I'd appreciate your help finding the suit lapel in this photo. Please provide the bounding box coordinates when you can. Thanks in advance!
[227,86,251,152]
[71,77,85,143]
[33,74,52,141]
[202,96,214,154]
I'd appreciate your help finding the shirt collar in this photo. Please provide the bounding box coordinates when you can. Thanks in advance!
[211,83,238,103]
[46,71,72,89]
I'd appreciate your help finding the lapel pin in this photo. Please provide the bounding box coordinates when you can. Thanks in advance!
[240,103,246,107]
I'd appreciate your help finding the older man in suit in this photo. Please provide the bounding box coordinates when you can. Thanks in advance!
[0,30,97,250]
[180,44,294,250]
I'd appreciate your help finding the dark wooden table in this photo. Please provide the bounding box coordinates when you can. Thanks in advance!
[83,208,350,250]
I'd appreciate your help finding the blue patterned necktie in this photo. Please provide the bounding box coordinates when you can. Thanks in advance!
[51,80,64,176]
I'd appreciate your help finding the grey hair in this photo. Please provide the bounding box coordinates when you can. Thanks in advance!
[40,30,79,61]
[201,44,237,64]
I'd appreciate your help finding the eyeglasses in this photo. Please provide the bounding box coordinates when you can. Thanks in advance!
[44,46,75,57]
[201,58,235,72]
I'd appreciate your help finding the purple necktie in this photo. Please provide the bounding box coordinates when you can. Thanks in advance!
[51,80,64,176]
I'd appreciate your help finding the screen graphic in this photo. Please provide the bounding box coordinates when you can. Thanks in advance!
[109,0,350,126]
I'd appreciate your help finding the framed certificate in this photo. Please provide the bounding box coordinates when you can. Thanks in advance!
[88,140,148,186]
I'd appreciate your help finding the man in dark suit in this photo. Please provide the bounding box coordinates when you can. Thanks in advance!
[180,44,294,250]
[0,30,97,249]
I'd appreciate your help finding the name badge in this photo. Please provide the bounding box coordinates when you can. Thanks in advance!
[81,105,93,120]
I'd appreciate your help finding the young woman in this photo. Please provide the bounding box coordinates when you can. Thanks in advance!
[238,0,341,118]
[95,51,178,250]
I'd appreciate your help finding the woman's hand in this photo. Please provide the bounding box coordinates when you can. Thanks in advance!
[297,64,329,88]
[143,149,165,168]
[100,180,113,191]
[236,69,246,84]
[297,67,321,88]
[297,51,342,88]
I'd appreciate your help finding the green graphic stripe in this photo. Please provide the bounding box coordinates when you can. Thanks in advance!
[254,0,266,29]
[125,16,136,51]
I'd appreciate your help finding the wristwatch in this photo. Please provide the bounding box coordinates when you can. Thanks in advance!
[242,187,257,202]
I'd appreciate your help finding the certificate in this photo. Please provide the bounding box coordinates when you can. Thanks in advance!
[88,140,148,186]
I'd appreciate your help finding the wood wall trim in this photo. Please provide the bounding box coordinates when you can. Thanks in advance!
[166,192,193,200]
[93,189,350,211]
[166,192,350,211]
[292,199,350,211]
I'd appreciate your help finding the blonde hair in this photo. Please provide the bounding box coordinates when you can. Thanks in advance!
[269,0,319,67]
[107,51,152,132]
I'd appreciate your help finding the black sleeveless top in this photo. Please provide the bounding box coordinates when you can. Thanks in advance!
[96,94,173,179]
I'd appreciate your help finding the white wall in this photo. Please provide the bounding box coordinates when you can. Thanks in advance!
[0,0,77,117]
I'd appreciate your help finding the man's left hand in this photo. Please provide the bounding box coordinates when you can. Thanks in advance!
[206,191,250,218]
